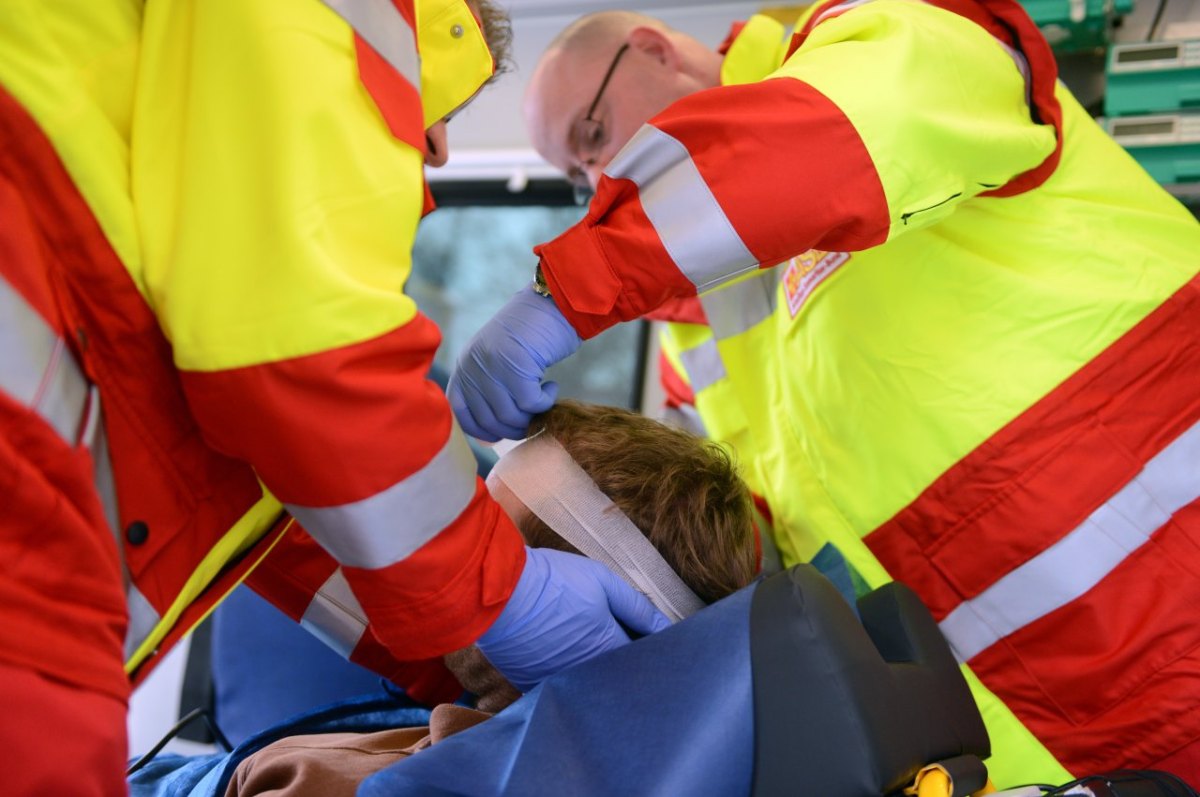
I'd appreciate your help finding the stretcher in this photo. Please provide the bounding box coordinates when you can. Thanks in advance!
[128,565,985,795]
[128,566,1195,797]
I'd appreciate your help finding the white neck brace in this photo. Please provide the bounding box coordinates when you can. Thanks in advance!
[487,433,705,623]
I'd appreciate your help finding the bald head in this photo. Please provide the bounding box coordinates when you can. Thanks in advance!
[548,11,668,55]
[524,11,722,190]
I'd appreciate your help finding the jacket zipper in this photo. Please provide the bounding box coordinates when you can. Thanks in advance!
[900,192,963,225]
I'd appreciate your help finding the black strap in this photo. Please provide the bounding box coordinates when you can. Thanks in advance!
[176,616,216,743]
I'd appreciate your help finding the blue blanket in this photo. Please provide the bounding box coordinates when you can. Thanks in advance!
[128,585,757,797]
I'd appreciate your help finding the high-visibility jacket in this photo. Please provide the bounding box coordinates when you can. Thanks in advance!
[537,0,1200,783]
[0,0,523,708]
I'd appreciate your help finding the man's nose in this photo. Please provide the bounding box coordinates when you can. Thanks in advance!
[425,120,449,168]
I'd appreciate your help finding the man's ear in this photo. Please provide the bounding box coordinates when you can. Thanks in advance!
[627,25,681,70]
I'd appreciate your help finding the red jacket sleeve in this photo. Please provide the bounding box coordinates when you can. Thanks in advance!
[135,0,526,661]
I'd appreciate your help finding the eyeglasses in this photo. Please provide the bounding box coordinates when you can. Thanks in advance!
[567,43,631,204]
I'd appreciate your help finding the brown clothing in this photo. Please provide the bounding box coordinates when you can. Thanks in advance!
[224,704,491,797]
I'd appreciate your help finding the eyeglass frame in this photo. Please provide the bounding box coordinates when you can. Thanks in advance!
[568,42,632,204]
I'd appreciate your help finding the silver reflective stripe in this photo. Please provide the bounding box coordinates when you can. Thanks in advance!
[699,266,782,341]
[605,126,758,293]
[125,583,162,660]
[322,0,420,89]
[810,0,876,26]
[286,422,478,569]
[657,403,708,438]
[86,388,124,581]
[940,419,1200,662]
[679,339,727,394]
[0,277,88,443]
[1,280,134,642]
[301,568,367,658]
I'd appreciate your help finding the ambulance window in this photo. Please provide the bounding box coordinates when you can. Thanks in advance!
[411,183,649,410]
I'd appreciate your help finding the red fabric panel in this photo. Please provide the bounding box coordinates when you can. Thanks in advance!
[673,80,889,259]
[344,483,526,659]
[422,178,437,217]
[0,174,61,329]
[643,295,707,325]
[1147,735,1200,788]
[538,183,693,338]
[390,0,416,32]
[867,275,1200,618]
[717,21,747,55]
[354,33,424,153]
[0,83,266,622]
[972,500,1200,775]
[538,79,889,339]
[351,636,464,706]
[0,392,129,701]
[248,522,465,704]
[931,421,1141,603]
[179,317,451,507]
[866,275,1200,773]
[0,661,127,797]
[752,492,774,528]
[658,349,695,410]
[247,520,343,622]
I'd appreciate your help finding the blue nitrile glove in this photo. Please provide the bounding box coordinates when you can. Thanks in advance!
[477,546,671,692]
[448,286,582,442]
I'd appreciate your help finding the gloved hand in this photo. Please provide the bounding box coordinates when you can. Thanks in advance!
[447,286,582,442]
[477,546,671,692]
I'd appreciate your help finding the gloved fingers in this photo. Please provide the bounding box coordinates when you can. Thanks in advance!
[471,372,538,441]
[594,562,672,637]
[491,348,556,419]
[447,374,499,443]
[511,379,558,417]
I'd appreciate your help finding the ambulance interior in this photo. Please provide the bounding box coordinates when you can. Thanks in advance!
[125,0,1200,793]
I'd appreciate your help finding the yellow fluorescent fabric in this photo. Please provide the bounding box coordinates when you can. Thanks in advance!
[417,0,493,127]
[719,15,788,87]
[771,83,1200,540]
[0,1,145,293]
[125,493,286,673]
[773,0,1057,239]
[962,667,1071,787]
[135,0,426,372]
[665,5,1198,783]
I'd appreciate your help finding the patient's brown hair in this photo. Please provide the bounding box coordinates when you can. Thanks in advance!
[518,401,757,603]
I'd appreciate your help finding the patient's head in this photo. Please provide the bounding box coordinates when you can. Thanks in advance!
[447,401,756,711]
[503,401,756,602]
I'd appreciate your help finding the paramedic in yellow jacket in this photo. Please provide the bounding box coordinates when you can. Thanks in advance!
[0,2,671,792]
[448,3,1200,788]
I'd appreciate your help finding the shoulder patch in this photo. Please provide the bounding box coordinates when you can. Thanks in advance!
[784,250,850,318]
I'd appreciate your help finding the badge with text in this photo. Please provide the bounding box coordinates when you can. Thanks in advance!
[783,250,850,318]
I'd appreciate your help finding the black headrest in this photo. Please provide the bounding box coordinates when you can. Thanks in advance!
[750,565,990,797]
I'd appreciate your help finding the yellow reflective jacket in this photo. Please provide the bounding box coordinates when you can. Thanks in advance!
[583,1,1200,785]
[0,0,520,704]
